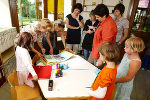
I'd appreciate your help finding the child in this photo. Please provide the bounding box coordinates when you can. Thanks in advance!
[20,18,53,58]
[37,18,53,55]
[54,22,66,50]
[115,37,145,100]
[15,32,38,88]
[19,24,43,58]
[43,20,66,54]
[88,42,120,100]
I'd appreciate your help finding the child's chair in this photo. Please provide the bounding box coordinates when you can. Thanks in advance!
[111,84,117,100]
[7,70,42,100]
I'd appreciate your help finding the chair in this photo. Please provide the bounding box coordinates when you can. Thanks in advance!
[111,84,117,100]
[7,70,42,100]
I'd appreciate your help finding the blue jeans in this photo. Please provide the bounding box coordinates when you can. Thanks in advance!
[84,49,91,60]
[141,55,150,70]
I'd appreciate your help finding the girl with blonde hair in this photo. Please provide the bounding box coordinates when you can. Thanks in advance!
[20,18,53,58]
[115,37,145,100]
[37,18,53,55]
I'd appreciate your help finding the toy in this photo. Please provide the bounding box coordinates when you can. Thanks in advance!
[55,64,63,78]
[55,63,69,78]
[62,64,69,70]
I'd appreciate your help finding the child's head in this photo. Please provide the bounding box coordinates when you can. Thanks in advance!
[55,22,65,32]
[98,42,120,62]
[36,18,53,33]
[125,37,145,53]
[18,32,33,50]
[54,21,65,32]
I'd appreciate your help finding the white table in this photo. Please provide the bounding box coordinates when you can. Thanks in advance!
[38,55,98,100]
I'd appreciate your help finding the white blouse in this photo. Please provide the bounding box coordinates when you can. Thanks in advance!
[15,46,37,77]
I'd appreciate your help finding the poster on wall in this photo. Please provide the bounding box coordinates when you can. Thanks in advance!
[138,0,149,8]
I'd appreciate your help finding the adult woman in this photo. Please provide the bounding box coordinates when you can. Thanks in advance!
[113,3,129,47]
[65,3,84,54]
[82,10,99,60]
[88,4,117,67]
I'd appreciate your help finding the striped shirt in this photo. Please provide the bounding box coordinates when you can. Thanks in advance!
[114,17,129,42]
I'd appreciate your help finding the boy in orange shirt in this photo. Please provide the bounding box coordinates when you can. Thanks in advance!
[88,42,120,100]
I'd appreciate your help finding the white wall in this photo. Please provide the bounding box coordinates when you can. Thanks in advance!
[76,0,131,22]
[0,0,12,27]
[64,0,72,20]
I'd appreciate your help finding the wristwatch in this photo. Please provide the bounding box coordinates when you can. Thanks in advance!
[118,41,121,45]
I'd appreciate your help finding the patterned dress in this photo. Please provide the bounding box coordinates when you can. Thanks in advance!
[115,54,141,100]
[113,17,129,42]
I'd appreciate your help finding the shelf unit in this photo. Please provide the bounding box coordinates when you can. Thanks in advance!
[82,0,115,13]
[129,0,150,61]
[131,1,150,38]
[0,55,6,87]
[0,27,17,80]
[1,47,15,64]
[132,7,150,32]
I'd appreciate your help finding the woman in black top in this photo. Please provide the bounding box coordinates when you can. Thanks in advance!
[82,11,99,60]
[65,3,84,54]
[43,22,66,55]
[42,31,59,55]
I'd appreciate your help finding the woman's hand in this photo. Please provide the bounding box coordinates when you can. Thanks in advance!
[37,52,43,58]
[41,48,46,54]
[87,30,93,34]
[88,26,94,29]
[33,75,38,81]
[50,48,53,55]
[88,26,96,32]
[65,48,70,51]
[74,27,80,29]
[117,41,121,45]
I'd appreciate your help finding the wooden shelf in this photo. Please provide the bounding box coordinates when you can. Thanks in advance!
[85,5,96,6]
[83,11,91,12]
[1,47,15,63]
[107,5,115,7]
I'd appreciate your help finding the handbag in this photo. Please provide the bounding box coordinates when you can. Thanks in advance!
[28,65,52,79]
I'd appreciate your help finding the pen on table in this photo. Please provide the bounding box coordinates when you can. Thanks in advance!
[85,87,91,88]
